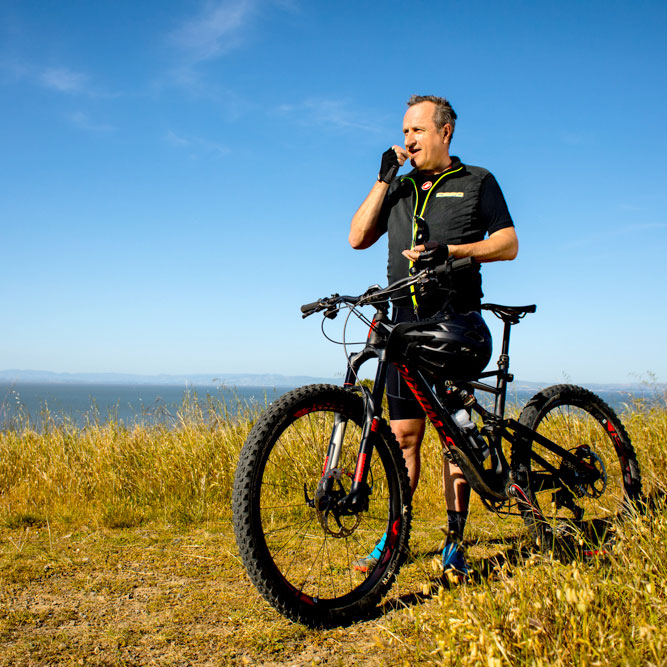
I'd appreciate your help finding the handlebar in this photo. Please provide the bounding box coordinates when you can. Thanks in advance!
[300,300,324,315]
[301,256,476,318]
[435,256,474,276]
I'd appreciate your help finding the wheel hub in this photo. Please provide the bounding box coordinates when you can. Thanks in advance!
[314,468,361,538]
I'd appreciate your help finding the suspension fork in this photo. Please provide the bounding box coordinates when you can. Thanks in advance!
[340,358,389,509]
[324,355,388,469]
[321,310,391,510]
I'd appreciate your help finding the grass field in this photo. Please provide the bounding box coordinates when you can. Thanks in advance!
[1,393,666,666]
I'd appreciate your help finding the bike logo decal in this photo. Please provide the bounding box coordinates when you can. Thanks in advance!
[293,403,337,418]
[421,181,433,191]
[603,418,632,487]
[283,578,317,605]
[395,364,444,429]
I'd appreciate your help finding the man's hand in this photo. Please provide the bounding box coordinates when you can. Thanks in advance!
[402,241,448,269]
[403,228,519,264]
[378,145,409,183]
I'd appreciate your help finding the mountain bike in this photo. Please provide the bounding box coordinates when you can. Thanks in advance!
[232,258,642,627]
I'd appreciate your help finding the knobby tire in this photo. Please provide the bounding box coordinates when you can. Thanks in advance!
[232,384,411,627]
[513,384,642,553]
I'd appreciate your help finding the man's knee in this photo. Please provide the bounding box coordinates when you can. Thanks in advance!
[390,418,425,451]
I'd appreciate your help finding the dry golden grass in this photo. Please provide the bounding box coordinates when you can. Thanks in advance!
[1,394,666,665]
[0,396,254,529]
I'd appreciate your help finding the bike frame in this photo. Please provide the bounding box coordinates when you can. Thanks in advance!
[319,301,598,515]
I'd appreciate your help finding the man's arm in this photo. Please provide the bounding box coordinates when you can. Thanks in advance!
[348,180,390,249]
[402,227,519,264]
[349,145,408,250]
[447,227,518,262]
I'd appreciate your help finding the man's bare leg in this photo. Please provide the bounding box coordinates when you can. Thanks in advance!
[389,417,425,495]
[442,458,471,578]
[352,417,425,571]
[443,459,470,514]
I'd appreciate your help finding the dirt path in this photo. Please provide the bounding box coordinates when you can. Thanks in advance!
[0,521,445,666]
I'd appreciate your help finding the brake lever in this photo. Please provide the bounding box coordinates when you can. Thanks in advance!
[324,307,338,320]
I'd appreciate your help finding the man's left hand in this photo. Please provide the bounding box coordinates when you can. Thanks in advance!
[402,241,449,266]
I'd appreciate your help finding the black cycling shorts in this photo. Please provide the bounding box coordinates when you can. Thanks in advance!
[386,307,426,421]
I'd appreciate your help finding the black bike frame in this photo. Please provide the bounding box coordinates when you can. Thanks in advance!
[319,302,598,512]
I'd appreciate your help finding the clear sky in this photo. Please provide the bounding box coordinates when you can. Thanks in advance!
[1,0,666,385]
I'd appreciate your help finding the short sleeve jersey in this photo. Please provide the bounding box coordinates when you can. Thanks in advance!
[376,156,514,313]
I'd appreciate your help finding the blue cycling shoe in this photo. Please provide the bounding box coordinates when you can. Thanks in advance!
[442,541,470,584]
[352,532,387,573]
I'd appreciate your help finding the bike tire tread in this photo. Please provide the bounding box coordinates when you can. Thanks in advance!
[232,384,411,627]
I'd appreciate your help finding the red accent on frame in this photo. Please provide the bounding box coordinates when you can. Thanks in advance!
[354,453,367,483]
[395,364,445,429]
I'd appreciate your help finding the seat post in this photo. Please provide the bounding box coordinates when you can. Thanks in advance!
[493,319,513,417]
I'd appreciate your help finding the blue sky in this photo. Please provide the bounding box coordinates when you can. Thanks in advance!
[1,0,666,384]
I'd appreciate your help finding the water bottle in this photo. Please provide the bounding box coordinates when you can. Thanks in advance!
[453,409,490,462]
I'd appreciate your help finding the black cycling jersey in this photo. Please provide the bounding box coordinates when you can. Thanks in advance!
[378,157,514,420]
[377,157,514,313]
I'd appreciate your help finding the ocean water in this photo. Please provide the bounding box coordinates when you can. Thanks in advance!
[0,383,294,429]
[0,382,656,430]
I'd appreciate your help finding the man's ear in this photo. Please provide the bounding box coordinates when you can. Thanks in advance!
[442,124,452,144]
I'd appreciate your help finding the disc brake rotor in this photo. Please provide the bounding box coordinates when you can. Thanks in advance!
[314,468,361,538]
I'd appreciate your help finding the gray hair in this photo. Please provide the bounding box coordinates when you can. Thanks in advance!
[407,95,457,137]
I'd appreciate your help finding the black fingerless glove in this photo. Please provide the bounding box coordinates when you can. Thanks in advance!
[413,241,449,272]
[378,148,400,183]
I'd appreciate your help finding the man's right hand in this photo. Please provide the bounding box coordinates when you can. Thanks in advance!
[378,146,408,183]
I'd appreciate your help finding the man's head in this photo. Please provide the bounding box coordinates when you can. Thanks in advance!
[403,95,457,174]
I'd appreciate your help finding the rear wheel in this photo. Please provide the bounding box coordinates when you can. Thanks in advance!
[513,384,641,552]
[232,384,411,627]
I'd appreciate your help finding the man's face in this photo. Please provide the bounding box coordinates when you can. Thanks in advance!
[402,102,451,173]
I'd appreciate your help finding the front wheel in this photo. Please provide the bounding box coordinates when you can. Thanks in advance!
[513,384,642,551]
[232,384,411,627]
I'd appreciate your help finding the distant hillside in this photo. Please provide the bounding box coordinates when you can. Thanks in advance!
[1,369,664,394]
[0,370,338,387]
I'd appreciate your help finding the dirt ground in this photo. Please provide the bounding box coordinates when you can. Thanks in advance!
[0,519,461,666]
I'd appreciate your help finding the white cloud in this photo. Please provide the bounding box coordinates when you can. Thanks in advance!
[164,129,229,158]
[276,98,380,133]
[165,130,192,148]
[169,0,256,63]
[67,111,115,132]
[40,67,89,93]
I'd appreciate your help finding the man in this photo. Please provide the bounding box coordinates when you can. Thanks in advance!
[348,95,518,579]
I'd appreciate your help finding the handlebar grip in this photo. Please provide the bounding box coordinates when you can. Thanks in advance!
[300,301,322,314]
[434,256,475,277]
[451,256,475,271]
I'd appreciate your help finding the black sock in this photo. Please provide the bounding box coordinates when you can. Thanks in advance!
[447,510,468,541]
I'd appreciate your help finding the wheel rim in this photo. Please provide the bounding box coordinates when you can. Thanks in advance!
[256,404,399,604]
[528,401,633,537]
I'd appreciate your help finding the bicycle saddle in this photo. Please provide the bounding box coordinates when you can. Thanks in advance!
[482,303,536,324]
